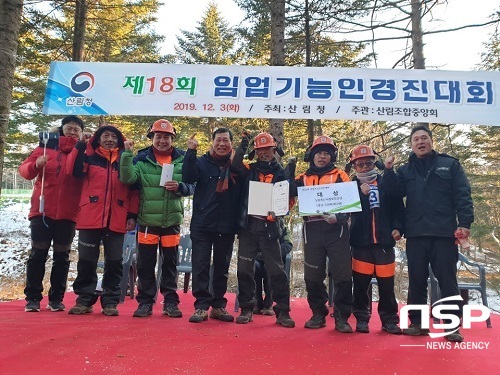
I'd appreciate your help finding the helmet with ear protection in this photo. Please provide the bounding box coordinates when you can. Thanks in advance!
[248,132,284,160]
[304,135,338,162]
[253,132,276,149]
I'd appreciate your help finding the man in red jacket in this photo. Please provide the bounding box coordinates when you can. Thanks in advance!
[19,115,85,313]
[66,124,138,317]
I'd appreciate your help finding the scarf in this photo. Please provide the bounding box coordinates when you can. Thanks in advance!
[306,161,335,176]
[355,169,379,184]
[152,146,173,156]
[209,147,235,192]
[255,159,280,176]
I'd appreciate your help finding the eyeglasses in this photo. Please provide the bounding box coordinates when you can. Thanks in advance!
[354,161,374,168]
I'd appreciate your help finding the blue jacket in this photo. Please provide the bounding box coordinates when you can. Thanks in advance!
[182,148,242,234]
[349,174,404,247]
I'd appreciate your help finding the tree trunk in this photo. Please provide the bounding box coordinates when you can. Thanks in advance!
[410,0,425,70]
[0,0,24,196]
[72,0,88,61]
[305,0,315,144]
[411,0,427,127]
[269,0,286,149]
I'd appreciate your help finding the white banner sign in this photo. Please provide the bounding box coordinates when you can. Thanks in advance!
[297,182,361,216]
[43,62,500,126]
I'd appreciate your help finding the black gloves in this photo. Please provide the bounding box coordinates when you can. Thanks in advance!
[239,131,251,152]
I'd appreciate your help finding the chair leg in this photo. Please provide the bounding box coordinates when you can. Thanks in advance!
[368,283,373,315]
[129,266,136,300]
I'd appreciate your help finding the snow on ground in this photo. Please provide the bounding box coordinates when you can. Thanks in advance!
[0,202,31,278]
[0,199,79,283]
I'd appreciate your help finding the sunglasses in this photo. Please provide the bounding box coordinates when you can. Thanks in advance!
[354,161,375,168]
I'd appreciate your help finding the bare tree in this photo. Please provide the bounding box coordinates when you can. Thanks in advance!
[0,0,24,195]
[269,0,286,148]
[72,0,88,61]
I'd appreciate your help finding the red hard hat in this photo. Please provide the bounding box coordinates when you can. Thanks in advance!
[350,145,376,162]
[147,119,176,139]
[253,132,276,149]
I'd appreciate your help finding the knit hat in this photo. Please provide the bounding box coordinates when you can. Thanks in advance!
[310,144,336,161]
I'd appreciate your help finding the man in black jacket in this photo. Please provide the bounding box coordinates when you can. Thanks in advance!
[182,128,241,323]
[384,125,474,342]
[232,132,295,328]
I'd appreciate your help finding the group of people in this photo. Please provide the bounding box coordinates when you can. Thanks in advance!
[20,116,473,342]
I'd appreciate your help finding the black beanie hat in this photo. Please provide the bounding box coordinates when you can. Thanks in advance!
[310,144,336,162]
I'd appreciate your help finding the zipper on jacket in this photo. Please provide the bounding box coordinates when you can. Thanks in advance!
[102,157,112,228]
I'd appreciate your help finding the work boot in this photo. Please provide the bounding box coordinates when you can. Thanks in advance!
[356,320,370,333]
[47,301,65,312]
[133,303,153,318]
[25,300,40,312]
[444,328,464,342]
[210,307,234,322]
[402,323,430,336]
[304,311,327,329]
[276,310,295,328]
[102,305,119,316]
[236,309,253,324]
[189,309,208,323]
[335,317,354,333]
[68,303,93,315]
[382,322,402,335]
[261,307,275,316]
[163,303,183,318]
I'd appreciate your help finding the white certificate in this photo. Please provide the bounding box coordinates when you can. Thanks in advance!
[248,180,289,216]
[159,163,174,186]
[297,181,361,216]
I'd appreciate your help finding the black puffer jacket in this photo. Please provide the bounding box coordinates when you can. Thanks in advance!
[384,151,474,238]
[182,148,242,234]
[233,160,286,231]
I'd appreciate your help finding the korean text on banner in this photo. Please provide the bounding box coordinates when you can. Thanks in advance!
[297,181,361,216]
[43,62,500,126]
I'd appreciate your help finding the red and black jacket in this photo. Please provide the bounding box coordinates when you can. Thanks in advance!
[19,135,83,222]
[66,128,139,233]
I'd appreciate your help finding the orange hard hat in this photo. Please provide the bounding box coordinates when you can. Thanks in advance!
[311,135,336,151]
[350,144,376,162]
[305,135,338,162]
[147,119,176,139]
[253,132,276,149]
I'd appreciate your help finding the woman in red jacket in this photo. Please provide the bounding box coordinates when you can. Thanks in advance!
[66,124,138,317]
[19,115,85,313]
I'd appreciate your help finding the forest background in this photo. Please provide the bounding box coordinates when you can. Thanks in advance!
[0,0,499,298]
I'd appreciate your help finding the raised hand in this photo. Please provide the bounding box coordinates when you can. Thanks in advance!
[124,140,134,151]
[187,133,198,150]
[385,155,395,170]
[35,155,48,169]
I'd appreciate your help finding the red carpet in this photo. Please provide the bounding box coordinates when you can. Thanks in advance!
[0,292,497,375]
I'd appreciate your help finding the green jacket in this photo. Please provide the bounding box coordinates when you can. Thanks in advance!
[120,146,194,228]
